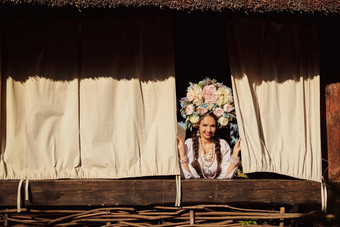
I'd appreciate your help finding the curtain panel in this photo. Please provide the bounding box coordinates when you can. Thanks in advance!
[226,16,322,182]
[0,16,179,179]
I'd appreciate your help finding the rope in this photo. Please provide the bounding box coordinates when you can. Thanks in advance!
[25,179,30,202]
[17,179,24,213]
[17,179,30,213]
[321,177,327,212]
[175,175,181,207]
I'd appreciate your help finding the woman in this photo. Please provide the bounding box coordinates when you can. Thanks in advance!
[178,78,240,179]
[177,113,241,179]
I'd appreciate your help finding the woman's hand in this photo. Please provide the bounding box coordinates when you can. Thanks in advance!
[226,138,241,176]
[176,136,185,158]
[232,138,241,157]
[176,136,191,174]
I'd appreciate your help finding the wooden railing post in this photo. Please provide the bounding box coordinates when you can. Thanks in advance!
[4,214,8,226]
[279,207,285,227]
[326,83,340,181]
[189,209,195,225]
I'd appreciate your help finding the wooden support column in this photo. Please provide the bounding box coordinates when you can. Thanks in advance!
[279,207,285,227]
[326,83,340,181]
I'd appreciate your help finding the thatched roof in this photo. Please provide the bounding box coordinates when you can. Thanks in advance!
[1,0,340,14]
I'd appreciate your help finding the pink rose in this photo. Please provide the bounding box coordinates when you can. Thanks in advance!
[205,93,218,103]
[203,85,218,103]
[198,106,208,116]
[206,85,216,92]
[185,104,195,115]
[223,104,234,112]
[213,108,224,118]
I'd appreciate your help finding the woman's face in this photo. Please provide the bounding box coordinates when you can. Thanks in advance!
[199,115,217,141]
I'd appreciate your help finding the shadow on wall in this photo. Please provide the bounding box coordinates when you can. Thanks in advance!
[225,14,320,84]
[0,7,174,83]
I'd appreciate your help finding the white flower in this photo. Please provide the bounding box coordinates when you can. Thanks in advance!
[218,117,229,127]
[216,96,224,106]
[207,103,214,111]
[187,84,203,102]
[189,115,200,124]
[193,98,203,106]
[225,94,233,105]
[216,86,233,105]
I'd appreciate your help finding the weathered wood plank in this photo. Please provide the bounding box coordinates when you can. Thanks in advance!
[326,83,340,181]
[0,179,321,207]
[181,179,321,205]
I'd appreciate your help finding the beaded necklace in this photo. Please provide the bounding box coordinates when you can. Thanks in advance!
[198,138,217,179]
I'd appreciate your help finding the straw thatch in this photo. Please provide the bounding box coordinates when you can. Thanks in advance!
[0,0,340,14]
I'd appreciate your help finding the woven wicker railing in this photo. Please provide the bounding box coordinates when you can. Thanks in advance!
[0,204,320,226]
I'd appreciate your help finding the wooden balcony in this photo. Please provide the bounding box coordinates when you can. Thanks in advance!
[0,179,321,207]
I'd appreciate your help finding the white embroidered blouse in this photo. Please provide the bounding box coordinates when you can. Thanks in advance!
[181,138,238,179]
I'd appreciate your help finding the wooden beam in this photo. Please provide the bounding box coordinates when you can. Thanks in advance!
[0,179,321,207]
[326,83,340,181]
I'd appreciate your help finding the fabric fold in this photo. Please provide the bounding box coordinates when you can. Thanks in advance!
[0,16,179,180]
[226,15,322,182]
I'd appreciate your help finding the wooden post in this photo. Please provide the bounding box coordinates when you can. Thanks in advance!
[189,210,195,225]
[4,214,8,226]
[326,83,340,181]
[279,207,285,227]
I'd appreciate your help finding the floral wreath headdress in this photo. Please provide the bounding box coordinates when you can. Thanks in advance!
[180,77,236,131]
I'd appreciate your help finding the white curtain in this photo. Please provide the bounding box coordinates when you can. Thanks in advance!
[0,16,179,179]
[226,16,322,182]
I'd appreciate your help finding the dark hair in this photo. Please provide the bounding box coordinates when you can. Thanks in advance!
[191,113,222,178]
